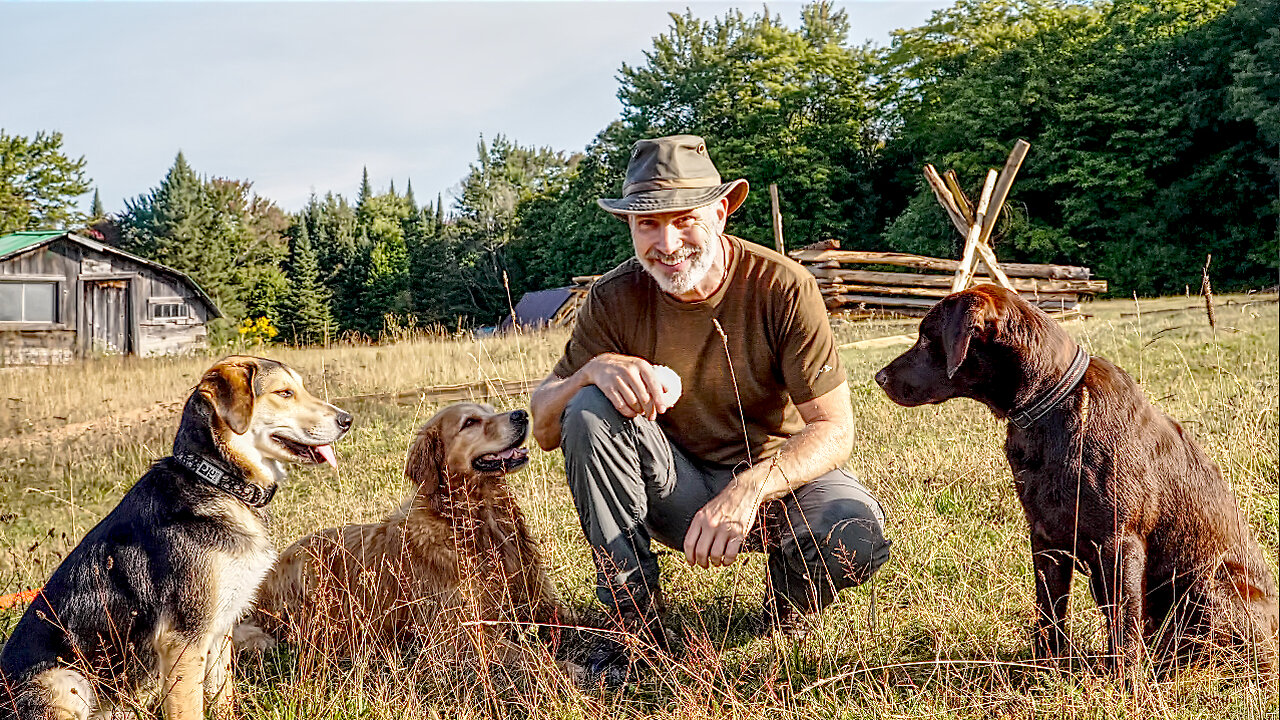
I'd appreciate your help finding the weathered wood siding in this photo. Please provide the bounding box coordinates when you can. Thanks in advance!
[0,237,215,364]
[0,240,78,365]
[0,330,76,365]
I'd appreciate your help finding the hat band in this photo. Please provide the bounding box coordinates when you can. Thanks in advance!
[623,175,723,197]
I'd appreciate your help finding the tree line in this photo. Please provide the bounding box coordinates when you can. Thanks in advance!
[2,0,1275,343]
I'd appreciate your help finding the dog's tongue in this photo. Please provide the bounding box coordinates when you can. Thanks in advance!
[315,444,337,469]
[482,447,528,462]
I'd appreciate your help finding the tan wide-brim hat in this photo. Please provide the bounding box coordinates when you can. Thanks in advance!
[597,134,749,218]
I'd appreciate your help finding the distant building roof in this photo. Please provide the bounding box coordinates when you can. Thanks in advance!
[0,230,222,318]
[505,287,576,330]
[0,230,64,259]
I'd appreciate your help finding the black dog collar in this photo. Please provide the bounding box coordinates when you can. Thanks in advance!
[174,452,278,508]
[1010,346,1090,430]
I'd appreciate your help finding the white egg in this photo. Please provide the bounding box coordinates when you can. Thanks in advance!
[651,365,683,409]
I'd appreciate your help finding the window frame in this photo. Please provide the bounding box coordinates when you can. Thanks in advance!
[0,279,61,325]
[147,296,191,322]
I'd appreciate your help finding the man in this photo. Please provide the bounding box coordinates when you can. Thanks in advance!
[530,135,891,655]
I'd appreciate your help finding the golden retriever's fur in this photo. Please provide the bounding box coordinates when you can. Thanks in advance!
[239,403,570,661]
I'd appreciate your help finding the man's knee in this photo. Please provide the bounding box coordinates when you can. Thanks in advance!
[561,385,648,504]
[822,515,892,587]
[784,471,891,589]
[772,520,890,614]
[561,385,624,446]
[777,507,891,595]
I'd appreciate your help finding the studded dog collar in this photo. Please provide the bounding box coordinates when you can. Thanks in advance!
[174,452,278,508]
[1010,346,1090,430]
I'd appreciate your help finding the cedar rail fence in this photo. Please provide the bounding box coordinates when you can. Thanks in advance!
[790,140,1106,318]
[789,241,1106,317]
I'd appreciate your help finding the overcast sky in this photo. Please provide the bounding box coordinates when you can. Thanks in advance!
[2,1,950,216]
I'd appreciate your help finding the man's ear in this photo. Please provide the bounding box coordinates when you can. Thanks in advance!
[405,425,444,496]
[199,360,257,435]
[941,295,996,379]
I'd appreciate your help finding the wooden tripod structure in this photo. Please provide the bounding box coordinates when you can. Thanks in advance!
[922,139,1031,293]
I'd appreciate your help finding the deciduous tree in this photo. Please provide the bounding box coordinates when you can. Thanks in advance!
[0,130,91,234]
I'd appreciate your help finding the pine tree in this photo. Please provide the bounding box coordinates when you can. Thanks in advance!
[90,188,104,218]
[116,152,288,322]
[331,226,373,334]
[280,221,333,345]
[407,215,464,326]
[119,151,207,260]
[450,135,574,323]
[403,179,417,212]
[357,167,373,208]
[356,234,410,337]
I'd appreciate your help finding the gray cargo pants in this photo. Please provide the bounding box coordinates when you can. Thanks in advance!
[561,385,892,617]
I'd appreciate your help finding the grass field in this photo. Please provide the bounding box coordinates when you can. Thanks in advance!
[1,293,1276,719]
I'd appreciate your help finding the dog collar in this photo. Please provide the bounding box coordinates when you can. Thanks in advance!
[174,452,278,508]
[1010,346,1090,430]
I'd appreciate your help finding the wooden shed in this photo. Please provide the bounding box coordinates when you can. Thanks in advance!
[502,287,577,331]
[0,231,221,364]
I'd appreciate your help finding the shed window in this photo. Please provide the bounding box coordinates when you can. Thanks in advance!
[152,302,189,320]
[0,282,57,323]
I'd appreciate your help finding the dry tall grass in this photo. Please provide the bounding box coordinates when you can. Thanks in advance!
[1,294,1276,719]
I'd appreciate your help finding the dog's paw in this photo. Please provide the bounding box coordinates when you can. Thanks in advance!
[560,660,588,686]
[232,621,276,653]
[572,637,636,690]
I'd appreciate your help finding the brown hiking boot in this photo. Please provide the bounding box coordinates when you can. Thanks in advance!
[764,585,812,640]
[616,586,678,653]
[578,587,677,689]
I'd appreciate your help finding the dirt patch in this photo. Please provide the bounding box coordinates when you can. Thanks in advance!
[0,400,185,454]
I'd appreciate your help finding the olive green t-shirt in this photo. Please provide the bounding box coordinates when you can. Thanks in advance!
[552,235,844,467]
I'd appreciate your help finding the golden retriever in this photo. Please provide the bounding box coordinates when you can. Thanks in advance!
[237,403,570,663]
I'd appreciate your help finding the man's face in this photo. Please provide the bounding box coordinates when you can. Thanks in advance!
[629,200,727,297]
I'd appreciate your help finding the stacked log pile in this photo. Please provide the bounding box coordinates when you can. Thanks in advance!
[550,276,598,327]
[790,244,1105,316]
[791,140,1106,317]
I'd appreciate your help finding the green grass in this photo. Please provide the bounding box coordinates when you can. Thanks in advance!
[1,293,1276,718]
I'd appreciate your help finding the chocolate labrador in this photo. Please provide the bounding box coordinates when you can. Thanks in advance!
[876,285,1277,673]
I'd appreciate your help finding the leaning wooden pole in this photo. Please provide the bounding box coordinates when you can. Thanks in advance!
[924,165,1013,289]
[769,183,785,254]
[952,170,999,292]
[977,139,1031,247]
[943,170,975,224]
[923,165,971,237]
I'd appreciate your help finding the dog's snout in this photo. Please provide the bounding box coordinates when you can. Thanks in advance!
[874,369,888,387]
[510,409,529,424]
[336,411,354,431]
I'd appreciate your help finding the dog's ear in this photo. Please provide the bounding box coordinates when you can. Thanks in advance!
[405,425,444,495]
[941,294,998,379]
[199,359,257,435]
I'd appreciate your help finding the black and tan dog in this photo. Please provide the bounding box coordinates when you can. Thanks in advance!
[876,285,1278,673]
[0,356,351,719]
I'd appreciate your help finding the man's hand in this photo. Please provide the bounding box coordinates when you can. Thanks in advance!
[585,353,673,421]
[683,478,762,568]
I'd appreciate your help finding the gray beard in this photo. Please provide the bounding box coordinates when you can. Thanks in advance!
[639,244,715,296]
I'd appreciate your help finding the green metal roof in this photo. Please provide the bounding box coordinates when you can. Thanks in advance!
[0,230,222,318]
[0,230,65,260]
